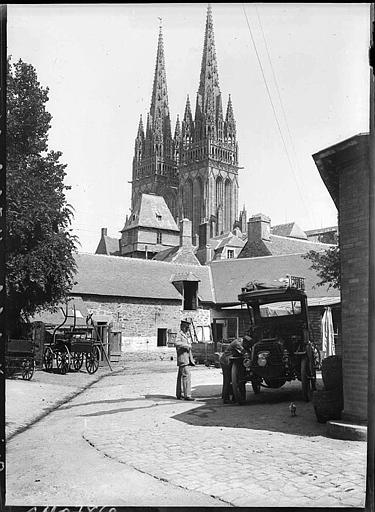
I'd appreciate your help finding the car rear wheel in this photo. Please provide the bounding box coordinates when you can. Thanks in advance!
[231,360,247,404]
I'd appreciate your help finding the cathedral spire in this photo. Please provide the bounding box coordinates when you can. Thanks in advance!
[137,114,144,139]
[224,94,236,143]
[182,95,194,146]
[196,4,221,120]
[149,22,171,136]
[174,115,181,140]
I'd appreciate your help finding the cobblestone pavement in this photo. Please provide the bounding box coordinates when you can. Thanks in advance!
[77,363,365,507]
[6,361,367,507]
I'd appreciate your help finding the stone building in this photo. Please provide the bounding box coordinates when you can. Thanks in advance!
[238,213,334,259]
[64,249,340,358]
[313,132,370,423]
[128,5,240,248]
[120,194,179,259]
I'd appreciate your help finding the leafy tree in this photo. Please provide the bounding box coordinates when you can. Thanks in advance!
[303,245,340,290]
[7,58,77,335]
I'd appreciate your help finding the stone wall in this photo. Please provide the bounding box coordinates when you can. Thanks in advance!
[340,153,369,422]
[79,294,211,354]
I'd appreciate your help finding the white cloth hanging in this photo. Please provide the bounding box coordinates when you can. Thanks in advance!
[322,307,335,356]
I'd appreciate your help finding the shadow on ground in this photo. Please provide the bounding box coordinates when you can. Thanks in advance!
[171,380,328,438]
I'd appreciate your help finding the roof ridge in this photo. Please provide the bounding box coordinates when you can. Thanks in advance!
[76,252,208,269]
[270,234,334,246]
[209,252,311,264]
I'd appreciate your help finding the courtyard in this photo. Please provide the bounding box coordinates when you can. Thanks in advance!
[6,360,366,507]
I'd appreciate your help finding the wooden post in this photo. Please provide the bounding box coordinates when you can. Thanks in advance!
[367,4,375,511]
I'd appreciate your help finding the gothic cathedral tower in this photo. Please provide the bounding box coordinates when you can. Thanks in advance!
[179,5,240,240]
[131,25,179,219]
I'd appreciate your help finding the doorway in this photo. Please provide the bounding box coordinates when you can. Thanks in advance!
[157,328,167,347]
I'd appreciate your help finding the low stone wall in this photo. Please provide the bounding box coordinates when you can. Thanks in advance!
[120,347,176,363]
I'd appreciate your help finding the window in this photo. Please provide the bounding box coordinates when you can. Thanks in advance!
[227,249,234,259]
[183,281,198,310]
[157,231,162,244]
[157,328,167,347]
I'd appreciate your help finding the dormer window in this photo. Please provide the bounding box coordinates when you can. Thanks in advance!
[183,281,198,310]
[156,214,162,221]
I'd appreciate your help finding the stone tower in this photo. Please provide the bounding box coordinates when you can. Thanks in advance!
[131,25,179,219]
[179,5,240,241]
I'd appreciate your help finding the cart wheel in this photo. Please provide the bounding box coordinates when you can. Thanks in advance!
[43,347,54,371]
[86,346,100,374]
[231,360,247,404]
[70,352,84,371]
[57,346,70,375]
[22,358,35,380]
[301,356,312,402]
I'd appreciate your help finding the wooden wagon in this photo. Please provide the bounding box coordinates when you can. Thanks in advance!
[6,338,35,380]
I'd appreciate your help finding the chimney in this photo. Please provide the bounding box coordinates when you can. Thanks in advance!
[180,218,192,248]
[101,227,108,237]
[248,214,271,242]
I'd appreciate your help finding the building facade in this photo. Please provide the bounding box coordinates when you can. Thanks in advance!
[313,133,369,422]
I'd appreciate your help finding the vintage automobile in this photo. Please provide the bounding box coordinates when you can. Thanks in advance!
[232,276,319,402]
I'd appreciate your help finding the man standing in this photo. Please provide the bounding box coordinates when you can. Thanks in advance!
[175,319,195,401]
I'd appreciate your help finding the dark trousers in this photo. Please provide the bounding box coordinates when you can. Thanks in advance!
[176,365,192,398]
[220,361,233,401]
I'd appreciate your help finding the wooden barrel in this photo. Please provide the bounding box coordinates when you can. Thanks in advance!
[312,389,343,423]
[322,355,343,391]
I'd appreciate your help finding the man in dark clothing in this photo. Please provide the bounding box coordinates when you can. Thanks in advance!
[175,319,196,401]
[219,335,254,404]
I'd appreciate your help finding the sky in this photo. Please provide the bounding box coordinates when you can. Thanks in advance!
[7,3,370,253]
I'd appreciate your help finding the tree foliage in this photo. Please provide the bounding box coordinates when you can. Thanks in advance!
[7,58,77,333]
[303,245,340,290]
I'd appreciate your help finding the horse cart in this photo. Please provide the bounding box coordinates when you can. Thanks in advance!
[43,306,110,375]
[5,338,35,380]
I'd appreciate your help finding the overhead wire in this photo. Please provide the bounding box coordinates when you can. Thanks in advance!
[255,6,317,227]
[242,4,315,226]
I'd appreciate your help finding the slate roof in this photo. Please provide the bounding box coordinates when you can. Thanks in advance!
[122,194,179,232]
[153,245,201,265]
[72,253,214,302]
[95,235,120,256]
[239,234,333,258]
[305,226,338,237]
[205,231,245,251]
[312,133,369,208]
[271,222,307,240]
[209,254,340,305]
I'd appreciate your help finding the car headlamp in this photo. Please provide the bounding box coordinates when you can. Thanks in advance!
[257,351,270,367]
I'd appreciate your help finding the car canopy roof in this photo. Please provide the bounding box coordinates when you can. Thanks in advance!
[238,280,307,305]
